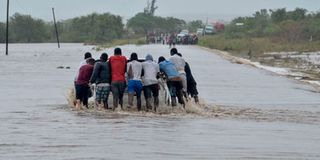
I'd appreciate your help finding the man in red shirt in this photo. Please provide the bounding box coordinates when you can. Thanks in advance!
[75,58,95,109]
[109,48,127,110]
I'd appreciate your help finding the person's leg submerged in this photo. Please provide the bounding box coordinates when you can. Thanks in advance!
[175,81,185,108]
[103,86,111,109]
[143,86,152,110]
[151,84,160,111]
[135,81,143,111]
[83,85,90,109]
[127,80,134,108]
[118,82,127,109]
[111,82,119,110]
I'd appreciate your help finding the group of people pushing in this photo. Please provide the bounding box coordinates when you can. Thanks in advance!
[74,47,199,112]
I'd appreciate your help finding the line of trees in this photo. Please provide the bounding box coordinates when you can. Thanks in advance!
[127,0,203,35]
[0,12,203,43]
[224,8,320,42]
[0,12,124,43]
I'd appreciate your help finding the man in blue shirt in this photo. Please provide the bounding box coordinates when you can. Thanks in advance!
[158,56,185,107]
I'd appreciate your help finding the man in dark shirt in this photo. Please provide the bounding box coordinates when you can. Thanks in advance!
[177,53,199,103]
[75,58,95,109]
[90,53,111,110]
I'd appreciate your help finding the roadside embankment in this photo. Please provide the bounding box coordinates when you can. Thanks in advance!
[197,43,320,90]
[198,35,320,59]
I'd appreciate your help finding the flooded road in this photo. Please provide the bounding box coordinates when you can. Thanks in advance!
[0,44,319,159]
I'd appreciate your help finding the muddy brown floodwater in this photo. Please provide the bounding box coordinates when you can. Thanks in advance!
[0,44,319,160]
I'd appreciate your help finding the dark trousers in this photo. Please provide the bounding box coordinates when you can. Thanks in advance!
[143,84,159,99]
[111,81,127,108]
[167,81,184,105]
[75,84,90,107]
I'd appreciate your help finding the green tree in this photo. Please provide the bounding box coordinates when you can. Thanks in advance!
[127,13,155,34]
[127,13,186,34]
[253,9,270,36]
[10,13,50,43]
[60,13,124,43]
[287,8,307,21]
[187,20,204,32]
[0,22,5,43]
[270,8,287,23]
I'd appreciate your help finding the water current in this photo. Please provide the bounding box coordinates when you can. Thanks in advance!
[0,44,319,159]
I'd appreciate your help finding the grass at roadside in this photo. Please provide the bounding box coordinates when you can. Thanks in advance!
[93,37,146,51]
[198,35,320,59]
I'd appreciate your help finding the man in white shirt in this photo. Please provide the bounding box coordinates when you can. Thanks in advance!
[127,53,143,111]
[169,48,187,97]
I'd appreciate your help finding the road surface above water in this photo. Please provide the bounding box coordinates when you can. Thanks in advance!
[0,44,319,160]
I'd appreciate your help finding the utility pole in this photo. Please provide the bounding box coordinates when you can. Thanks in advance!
[6,0,9,55]
[52,8,60,48]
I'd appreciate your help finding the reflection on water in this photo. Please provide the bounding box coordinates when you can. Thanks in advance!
[0,44,320,159]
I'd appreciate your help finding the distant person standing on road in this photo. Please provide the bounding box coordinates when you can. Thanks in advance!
[142,54,160,111]
[127,53,143,111]
[75,58,95,109]
[90,53,111,109]
[109,48,127,110]
[158,56,185,107]
[169,48,187,98]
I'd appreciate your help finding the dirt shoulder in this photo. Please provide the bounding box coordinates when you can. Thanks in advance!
[197,45,320,90]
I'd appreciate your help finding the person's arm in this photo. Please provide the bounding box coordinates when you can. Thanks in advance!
[141,64,145,77]
[124,58,128,73]
[90,63,100,84]
[109,60,113,82]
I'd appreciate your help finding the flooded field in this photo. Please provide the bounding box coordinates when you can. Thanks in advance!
[0,43,320,159]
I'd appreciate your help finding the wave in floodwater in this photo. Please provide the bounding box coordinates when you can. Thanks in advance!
[66,88,320,125]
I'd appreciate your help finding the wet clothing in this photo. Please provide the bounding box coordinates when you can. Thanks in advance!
[109,55,127,82]
[185,62,198,96]
[142,58,160,86]
[128,80,143,95]
[169,54,187,92]
[169,54,186,74]
[159,60,180,79]
[167,80,184,105]
[127,60,143,81]
[95,83,111,102]
[75,64,94,107]
[127,60,143,96]
[143,84,159,99]
[90,61,111,85]
[75,84,91,107]
[89,61,111,103]
[111,81,127,107]
[76,64,94,85]
[74,59,89,82]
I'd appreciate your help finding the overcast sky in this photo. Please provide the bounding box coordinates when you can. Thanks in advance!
[0,0,319,22]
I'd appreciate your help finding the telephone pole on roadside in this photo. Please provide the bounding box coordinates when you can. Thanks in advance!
[52,8,60,48]
[5,0,10,55]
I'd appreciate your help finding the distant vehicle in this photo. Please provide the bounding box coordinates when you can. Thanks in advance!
[204,25,214,35]
[196,28,204,35]
[177,29,189,38]
[214,22,225,32]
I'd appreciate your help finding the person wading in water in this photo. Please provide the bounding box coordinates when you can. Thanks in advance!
[109,48,127,111]
[90,53,111,109]
[142,54,160,111]
[127,53,144,111]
